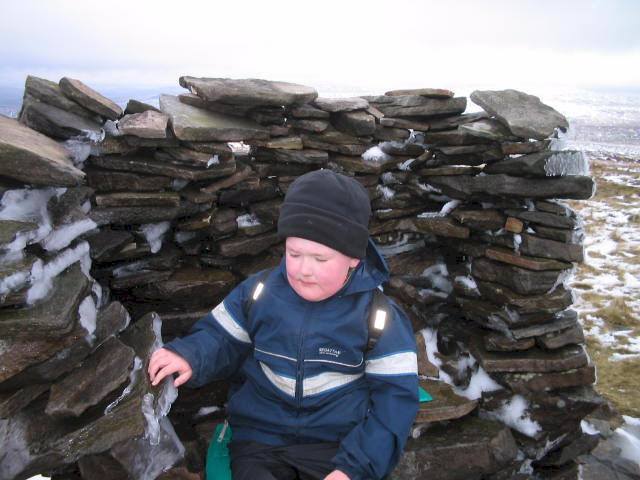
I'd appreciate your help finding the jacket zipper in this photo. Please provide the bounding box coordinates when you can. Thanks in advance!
[294,303,310,439]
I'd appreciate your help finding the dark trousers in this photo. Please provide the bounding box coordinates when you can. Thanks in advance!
[229,440,340,480]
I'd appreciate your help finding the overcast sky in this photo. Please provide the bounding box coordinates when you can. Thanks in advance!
[1,0,639,95]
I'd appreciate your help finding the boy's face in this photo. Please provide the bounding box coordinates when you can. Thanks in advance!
[285,237,360,302]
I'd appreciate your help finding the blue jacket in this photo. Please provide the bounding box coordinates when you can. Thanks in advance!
[166,240,419,480]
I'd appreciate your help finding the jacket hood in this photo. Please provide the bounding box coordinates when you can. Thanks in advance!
[345,238,390,294]
[279,238,389,297]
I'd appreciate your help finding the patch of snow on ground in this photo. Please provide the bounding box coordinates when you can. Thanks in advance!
[569,160,640,363]
[610,416,640,464]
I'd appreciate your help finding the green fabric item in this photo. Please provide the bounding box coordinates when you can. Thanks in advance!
[206,422,232,480]
[418,386,433,402]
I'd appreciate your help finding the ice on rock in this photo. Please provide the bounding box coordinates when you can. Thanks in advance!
[91,280,104,309]
[543,151,589,177]
[418,183,441,194]
[458,366,503,400]
[440,200,460,216]
[513,234,522,253]
[110,416,184,480]
[81,128,106,144]
[546,265,576,295]
[421,263,453,295]
[105,356,143,414]
[378,234,424,256]
[113,261,146,278]
[142,393,159,443]
[78,295,97,343]
[0,270,30,300]
[397,158,415,171]
[376,184,396,200]
[362,146,392,164]
[581,419,600,435]
[454,275,480,294]
[103,120,121,137]
[139,222,171,254]
[0,188,65,258]
[481,395,541,438]
[417,183,451,203]
[237,213,261,228]
[60,137,92,169]
[610,416,640,465]
[151,312,164,353]
[420,328,442,376]
[42,218,98,251]
[381,172,400,185]
[418,328,502,400]
[27,241,91,304]
[207,155,220,167]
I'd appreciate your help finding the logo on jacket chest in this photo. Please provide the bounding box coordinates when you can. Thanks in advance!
[318,347,342,358]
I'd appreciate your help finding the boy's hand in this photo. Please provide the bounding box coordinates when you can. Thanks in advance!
[148,348,193,387]
[324,470,350,480]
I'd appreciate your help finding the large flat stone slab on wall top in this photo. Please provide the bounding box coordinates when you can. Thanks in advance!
[22,75,98,120]
[425,174,595,200]
[179,76,318,106]
[159,94,269,142]
[118,110,169,138]
[484,150,589,177]
[391,415,518,480]
[312,96,369,112]
[459,118,521,142]
[365,95,467,118]
[0,115,85,186]
[59,77,123,120]
[19,95,104,140]
[470,89,569,140]
[332,110,376,136]
[385,87,454,98]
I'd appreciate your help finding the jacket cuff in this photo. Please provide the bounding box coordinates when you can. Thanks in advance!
[334,464,364,480]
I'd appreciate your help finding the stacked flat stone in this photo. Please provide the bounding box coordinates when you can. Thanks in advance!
[0,78,185,480]
[0,75,602,480]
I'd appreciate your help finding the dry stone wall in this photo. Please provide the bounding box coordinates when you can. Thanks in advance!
[0,75,603,479]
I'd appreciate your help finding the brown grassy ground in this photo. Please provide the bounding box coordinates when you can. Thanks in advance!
[568,154,640,417]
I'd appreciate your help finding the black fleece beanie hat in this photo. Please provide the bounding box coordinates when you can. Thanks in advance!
[278,169,371,259]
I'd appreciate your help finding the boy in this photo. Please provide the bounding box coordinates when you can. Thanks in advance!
[148,169,419,480]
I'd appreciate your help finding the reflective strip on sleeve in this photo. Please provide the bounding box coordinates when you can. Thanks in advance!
[303,371,364,397]
[260,361,296,397]
[212,302,251,344]
[365,351,418,376]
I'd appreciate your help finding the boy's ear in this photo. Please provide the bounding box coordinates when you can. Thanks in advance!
[349,258,360,268]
